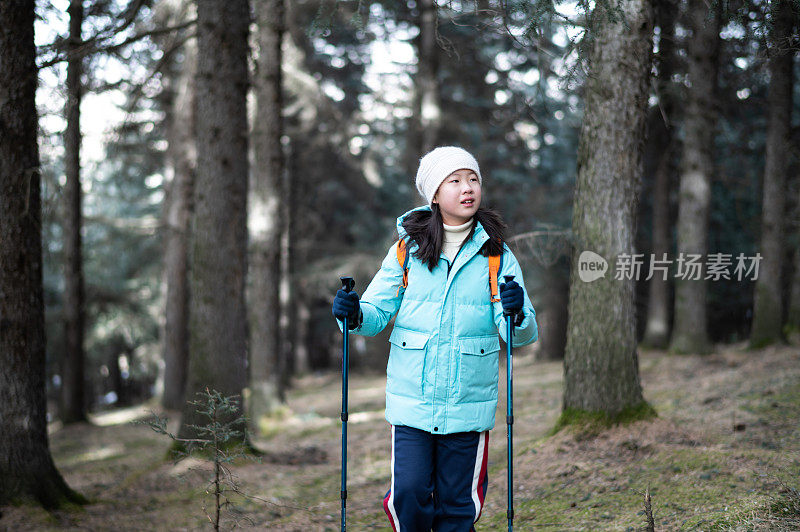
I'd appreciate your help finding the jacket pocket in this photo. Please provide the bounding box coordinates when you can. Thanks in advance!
[386,326,430,398]
[456,335,500,403]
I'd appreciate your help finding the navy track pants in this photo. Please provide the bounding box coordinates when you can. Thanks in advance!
[383,424,489,532]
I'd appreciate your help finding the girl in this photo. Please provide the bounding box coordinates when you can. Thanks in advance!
[332,146,538,531]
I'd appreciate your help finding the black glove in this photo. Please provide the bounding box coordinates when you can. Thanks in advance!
[332,289,362,330]
[499,280,525,326]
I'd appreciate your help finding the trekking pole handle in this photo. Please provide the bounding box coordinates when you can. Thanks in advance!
[341,277,355,293]
[502,275,515,316]
[340,276,355,327]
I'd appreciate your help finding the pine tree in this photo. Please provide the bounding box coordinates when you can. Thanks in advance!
[0,0,85,508]
[178,0,251,445]
[562,0,655,419]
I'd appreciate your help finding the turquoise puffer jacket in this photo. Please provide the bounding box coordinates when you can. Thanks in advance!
[338,205,538,434]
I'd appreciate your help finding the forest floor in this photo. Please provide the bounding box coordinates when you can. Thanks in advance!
[2,342,800,531]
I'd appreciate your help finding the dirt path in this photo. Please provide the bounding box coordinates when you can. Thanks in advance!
[3,343,799,531]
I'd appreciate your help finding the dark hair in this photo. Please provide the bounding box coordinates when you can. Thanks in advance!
[400,204,507,271]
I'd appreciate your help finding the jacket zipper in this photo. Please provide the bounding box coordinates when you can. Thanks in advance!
[446,243,466,279]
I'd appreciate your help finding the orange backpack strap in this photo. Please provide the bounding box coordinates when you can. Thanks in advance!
[397,237,503,302]
[396,238,409,296]
[488,239,504,303]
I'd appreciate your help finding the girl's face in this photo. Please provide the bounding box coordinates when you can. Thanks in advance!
[432,168,481,225]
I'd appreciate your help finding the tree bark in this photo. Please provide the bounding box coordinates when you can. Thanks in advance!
[405,0,442,179]
[60,0,87,424]
[178,0,251,443]
[789,13,800,340]
[284,137,310,375]
[539,256,569,361]
[789,243,800,338]
[278,135,296,386]
[249,0,286,429]
[563,0,654,417]
[668,0,721,354]
[293,298,311,374]
[158,0,197,411]
[417,0,441,153]
[0,0,84,508]
[750,0,795,347]
[107,342,124,406]
[642,0,679,349]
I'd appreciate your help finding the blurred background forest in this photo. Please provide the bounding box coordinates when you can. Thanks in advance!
[2,0,800,525]
[25,0,799,421]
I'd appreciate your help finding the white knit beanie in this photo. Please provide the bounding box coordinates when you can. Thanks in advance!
[415,146,482,205]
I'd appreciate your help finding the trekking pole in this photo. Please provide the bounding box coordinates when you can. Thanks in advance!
[339,276,355,532]
[503,274,515,532]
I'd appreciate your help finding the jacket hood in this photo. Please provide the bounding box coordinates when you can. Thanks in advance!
[395,204,430,239]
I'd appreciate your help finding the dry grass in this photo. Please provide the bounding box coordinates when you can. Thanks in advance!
[1,342,798,530]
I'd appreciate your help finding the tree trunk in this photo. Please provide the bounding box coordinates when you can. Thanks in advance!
[159,2,197,411]
[0,0,84,508]
[285,138,311,375]
[405,0,442,180]
[178,0,251,443]
[789,243,800,339]
[750,0,795,348]
[668,0,721,355]
[539,256,569,361]
[294,298,311,374]
[417,0,441,153]
[562,0,654,417]
[642,0,679,349]
[790,13,800,340]
[249,0,286,429]
[279,135,295,387]
[531,14,569,361]
[107,343,124,406]
[60,0,87,424]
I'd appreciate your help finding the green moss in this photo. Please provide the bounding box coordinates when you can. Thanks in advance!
[6,486,89,513]
[256,404,293,437]
[549,400,658,437]
[750,285,785,348]
[167,437,261,461]
[749,335,778,350]
[667,340,711,356]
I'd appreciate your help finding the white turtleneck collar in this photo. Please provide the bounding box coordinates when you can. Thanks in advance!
[442,217,474,261]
